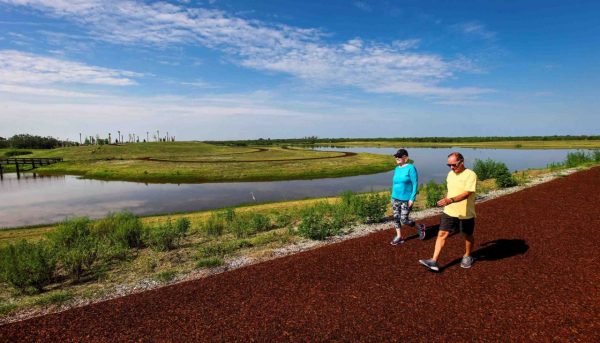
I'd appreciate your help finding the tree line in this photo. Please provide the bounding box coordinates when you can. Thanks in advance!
[1,131,178,149]
[205,135,600,146]
[0,134,77,149]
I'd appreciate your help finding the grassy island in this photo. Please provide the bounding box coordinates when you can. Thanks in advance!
[14,142,393,183]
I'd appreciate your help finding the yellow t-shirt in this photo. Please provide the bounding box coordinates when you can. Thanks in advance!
[443,168,477,219]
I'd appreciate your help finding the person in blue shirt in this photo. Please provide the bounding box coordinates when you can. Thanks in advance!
[390,149,426,245]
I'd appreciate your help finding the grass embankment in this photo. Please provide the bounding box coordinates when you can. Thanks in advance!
[0,192,389,318]
[15,142,392,183]
[325,140,600,149]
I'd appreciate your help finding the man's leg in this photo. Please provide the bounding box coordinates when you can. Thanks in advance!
[432,230,449,261]
[461,218,475,257]
[464,234,474,257]
[420,213,453,271]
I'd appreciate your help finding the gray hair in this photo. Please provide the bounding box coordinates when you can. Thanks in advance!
[447,152,464,161]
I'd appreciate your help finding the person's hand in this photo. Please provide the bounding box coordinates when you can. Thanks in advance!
[408,200,413,208]
[437,198,452,207]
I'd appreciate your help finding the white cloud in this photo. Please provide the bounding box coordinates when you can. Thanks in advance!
[179,79,216,88]
[353,2,372,12]
[0,83,100,97]
[1,0,489,99]
[452,21,496,40]
[0,50,141,86]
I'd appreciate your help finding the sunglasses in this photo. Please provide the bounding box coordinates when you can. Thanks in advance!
[447,161,462,168]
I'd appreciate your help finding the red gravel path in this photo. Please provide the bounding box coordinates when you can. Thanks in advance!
[2,167,599,342]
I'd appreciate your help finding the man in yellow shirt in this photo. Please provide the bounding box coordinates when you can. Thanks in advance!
[419,152,477,272]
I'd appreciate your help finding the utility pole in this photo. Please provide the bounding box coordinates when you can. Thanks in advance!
[157,130,160,142]
[146,131,149,142]
[79,133,82,145]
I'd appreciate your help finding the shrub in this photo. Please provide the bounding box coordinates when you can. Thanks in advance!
[144,219,186,252]
[230,213,272,238]
[4,150,32,157]
[339,190,357,207]
[353,192,389,223]
[0,303,17,316]
[92,211,143,250]
[248,213,271,233]
[514,171,530,186]
[565,151,593,168]
[230,214,252,238]
[0,240,56,294]
[298,211,330,240]
[472,158,517,189]
[48,217,99,282]
[201,213,225,237]
[547,161,563,171]
[593,150,600,162]
[425,180,446,208]
[489,164,517,189]
[221,208,236,223]
[329,202,355,235]
[273,212,293,228]
[473,158,509,181]
[174,217,191,236]
[495,171,518,188]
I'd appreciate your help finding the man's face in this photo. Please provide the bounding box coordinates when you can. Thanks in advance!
[447,156,464,173]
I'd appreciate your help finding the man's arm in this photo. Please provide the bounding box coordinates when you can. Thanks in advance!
[437,191,473,206]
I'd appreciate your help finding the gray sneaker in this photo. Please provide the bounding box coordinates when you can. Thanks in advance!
[390,236,405,245]
[419,258,439,272]
[417,224,426,240]
[461,256,474,269]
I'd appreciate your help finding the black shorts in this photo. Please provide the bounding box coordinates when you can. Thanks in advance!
[439,212,475,236]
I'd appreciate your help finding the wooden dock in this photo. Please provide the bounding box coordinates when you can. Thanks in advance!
[0,157,63,178]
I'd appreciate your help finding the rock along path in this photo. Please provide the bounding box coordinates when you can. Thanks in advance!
[2,167,599,342]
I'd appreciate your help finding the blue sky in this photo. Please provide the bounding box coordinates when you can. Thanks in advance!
[0,0,598,141]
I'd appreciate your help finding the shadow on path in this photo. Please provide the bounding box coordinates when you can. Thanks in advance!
[441,238,529,271]
[412,224,458,241]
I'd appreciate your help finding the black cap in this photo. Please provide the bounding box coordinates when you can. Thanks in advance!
[393,148,408,158]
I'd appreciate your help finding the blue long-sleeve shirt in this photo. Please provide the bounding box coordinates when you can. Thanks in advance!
[391,164,418,201]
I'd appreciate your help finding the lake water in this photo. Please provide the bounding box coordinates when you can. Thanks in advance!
[0,147,588,228]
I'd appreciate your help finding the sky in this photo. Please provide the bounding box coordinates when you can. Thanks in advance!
[0,0,599,141]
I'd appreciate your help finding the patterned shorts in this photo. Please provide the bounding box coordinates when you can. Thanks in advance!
[391,198,415,228]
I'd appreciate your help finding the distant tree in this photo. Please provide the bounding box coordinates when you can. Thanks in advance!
[0,136,8,148]
[8,134,61,149]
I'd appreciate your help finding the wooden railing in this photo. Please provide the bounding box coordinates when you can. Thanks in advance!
[0,157,63,177]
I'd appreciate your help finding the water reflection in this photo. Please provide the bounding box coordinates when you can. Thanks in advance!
[0,147,589,228]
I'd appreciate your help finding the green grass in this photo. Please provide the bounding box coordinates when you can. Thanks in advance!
[31,290,74,306]
[195,257,224,268]
[0,302,17,315]
[154,270,177,282]
[18,142,392,183]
